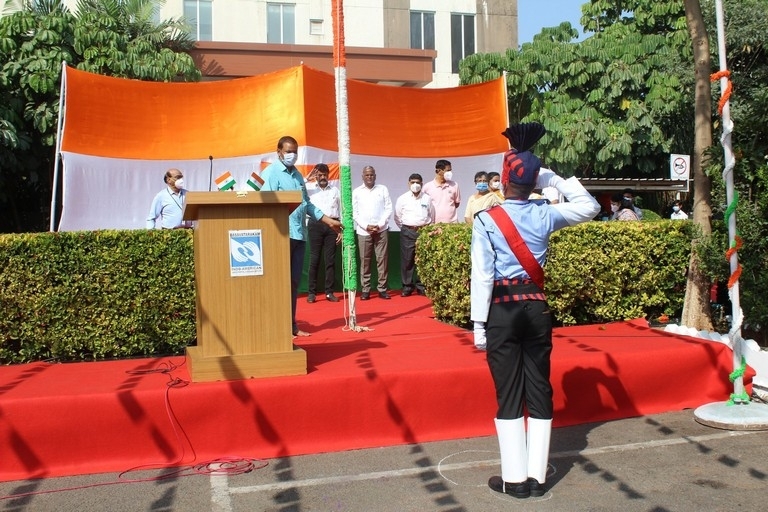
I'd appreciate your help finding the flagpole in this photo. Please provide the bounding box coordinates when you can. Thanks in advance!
[50,61,68,232]
[332,0,366,331]
[693,0,768,430]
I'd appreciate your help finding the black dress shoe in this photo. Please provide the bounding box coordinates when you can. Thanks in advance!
[527,478,546,497]
[307,294,316,303]
[401,289,413,297]
[415,287,426,296]
[379,291,391,300]
[325,293,339,302]
[488,476,530,498]
[360,292,370,300]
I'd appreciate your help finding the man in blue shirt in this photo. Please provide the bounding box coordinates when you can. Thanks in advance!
[471,123,599,499]
[260,136,342,337]
[146,169,188,229]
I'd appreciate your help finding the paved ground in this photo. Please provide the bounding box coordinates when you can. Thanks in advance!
[2,409,768,512]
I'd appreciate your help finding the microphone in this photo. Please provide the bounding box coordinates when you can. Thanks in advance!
[208,155,213,191]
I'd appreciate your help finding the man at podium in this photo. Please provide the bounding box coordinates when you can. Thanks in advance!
[261,136,342,337]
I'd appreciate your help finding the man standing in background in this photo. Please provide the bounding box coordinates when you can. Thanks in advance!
[423,159,461,223]
[352,165,392,300]
[306,164,342,303]
[394,173,434,297]
[146,168,189,229]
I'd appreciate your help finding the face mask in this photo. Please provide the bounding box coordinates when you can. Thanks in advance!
[443,171,453,181]
[610,204,619,213]
[475,182,489,192]
[489,180,500,190]
[410,183,422,194]
[173,178,184,190]
[281,152,297,167]
[672,206,680,212]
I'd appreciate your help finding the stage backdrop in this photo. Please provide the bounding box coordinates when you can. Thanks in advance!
[56,65,509,231]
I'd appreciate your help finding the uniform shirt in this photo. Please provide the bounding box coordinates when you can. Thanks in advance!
[470,177,600,323]
[394,191,434,228]
[261,160,324,241]
[422,179,461,223]
[307,182,341,219]
[146,187,187,229]
[352,184,392,236]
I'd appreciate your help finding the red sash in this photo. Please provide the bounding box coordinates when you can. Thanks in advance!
[486,206,545,290]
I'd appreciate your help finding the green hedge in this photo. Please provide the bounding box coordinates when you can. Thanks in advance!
[0,230,196,363]
[416,220,694,327]
[1,221,695,364]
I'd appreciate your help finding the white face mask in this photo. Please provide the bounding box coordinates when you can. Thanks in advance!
[672,206,680,212]
[489,180,500,190]
[172,178,184,190]
[281,152,297,167]
[410,183,422,194]
[610,204,619,213]
[443,171,453,181]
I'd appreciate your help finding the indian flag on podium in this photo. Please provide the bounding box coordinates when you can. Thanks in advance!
[215,171,236,191]
[246,171,264,191]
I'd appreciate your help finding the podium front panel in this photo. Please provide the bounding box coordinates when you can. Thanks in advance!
[193,203,294,358]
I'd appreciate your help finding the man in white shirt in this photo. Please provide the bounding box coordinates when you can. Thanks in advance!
[306,164,342,303]
[146,168,188,229]
[352,165,393,300]
[394,173,434,297]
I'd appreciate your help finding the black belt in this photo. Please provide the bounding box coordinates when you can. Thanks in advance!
[401,224,425,230]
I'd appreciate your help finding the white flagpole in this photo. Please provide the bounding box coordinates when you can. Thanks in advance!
[50,60,68,232]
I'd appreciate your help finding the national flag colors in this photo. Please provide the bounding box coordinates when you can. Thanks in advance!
[215,171,236,191]
[246,171,264,191]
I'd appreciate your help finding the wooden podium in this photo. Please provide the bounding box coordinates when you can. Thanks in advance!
[182,190,306,382]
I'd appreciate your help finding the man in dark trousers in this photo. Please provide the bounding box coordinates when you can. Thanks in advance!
[306,164,342,303]
[470,123,599,498]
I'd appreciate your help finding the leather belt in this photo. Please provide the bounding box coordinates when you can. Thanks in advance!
[401,224,424,230]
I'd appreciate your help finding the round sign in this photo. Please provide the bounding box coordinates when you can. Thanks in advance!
[672,157,687,176]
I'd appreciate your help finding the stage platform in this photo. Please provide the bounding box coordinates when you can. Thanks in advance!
[0,294,745,482]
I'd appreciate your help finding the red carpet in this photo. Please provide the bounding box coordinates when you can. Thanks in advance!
[0,294,745,482]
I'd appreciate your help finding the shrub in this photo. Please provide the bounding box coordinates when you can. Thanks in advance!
[417,220,694,327]
[0,229,195,363]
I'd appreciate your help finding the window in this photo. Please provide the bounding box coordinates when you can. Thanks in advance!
[410,11,435,51]
[267,3,296,44]
[184,0,212,41]
[450,13,475,74]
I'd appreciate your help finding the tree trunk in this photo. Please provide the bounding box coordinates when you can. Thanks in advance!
[681,0,714,331]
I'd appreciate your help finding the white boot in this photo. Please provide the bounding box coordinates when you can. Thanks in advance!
[495,417,527,484]
[527,417,552,489]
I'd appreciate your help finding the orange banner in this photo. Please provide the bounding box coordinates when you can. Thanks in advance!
[61,65,509,160]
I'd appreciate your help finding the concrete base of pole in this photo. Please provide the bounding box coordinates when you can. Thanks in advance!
[694,401,768,430]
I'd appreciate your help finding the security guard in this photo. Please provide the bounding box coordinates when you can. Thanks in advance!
[470,123,599,498]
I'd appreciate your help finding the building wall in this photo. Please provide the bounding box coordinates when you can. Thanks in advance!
[61,0,517,88]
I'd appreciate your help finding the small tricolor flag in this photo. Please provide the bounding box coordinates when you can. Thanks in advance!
[215,171,236,191]
[246,171,264,191]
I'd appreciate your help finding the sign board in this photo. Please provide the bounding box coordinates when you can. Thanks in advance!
[670,154,690,181]
[229,229,263,277]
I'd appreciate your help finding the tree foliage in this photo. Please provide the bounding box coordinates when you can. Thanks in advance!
[699,0,768,341]
[0,0,200,232]
[460,0,768,337]
[460,0,693,178]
